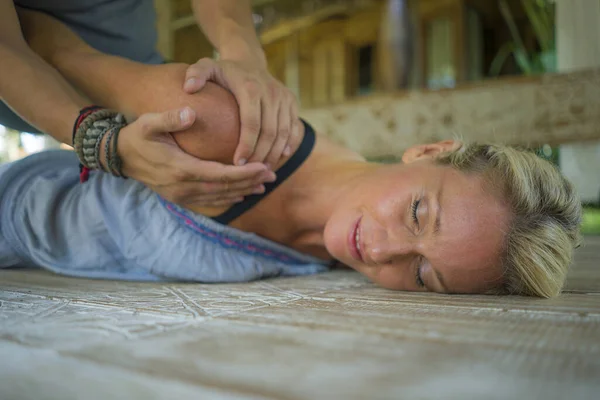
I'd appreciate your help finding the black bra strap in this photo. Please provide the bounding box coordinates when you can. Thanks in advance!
[211,119,316,225]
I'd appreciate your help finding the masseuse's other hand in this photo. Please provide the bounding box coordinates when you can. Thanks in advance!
[118,107,275,207]
[183,58,299,169]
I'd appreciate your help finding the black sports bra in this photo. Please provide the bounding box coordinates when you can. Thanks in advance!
[211,119,316,225]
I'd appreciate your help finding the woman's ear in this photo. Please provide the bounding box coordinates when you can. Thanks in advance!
[401,140,461,163]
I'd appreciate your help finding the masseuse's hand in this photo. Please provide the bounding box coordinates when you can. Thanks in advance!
[183,58,299,169]
[118,107,276,207]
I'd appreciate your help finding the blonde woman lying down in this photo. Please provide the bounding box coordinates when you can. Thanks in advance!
[0,10,582,298]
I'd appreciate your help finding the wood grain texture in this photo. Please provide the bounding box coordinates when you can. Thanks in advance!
[1,236,599,399]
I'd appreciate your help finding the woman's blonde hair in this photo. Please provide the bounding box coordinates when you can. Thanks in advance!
[435,143,583,298]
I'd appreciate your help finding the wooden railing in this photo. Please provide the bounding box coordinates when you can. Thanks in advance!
[300,68,600,158]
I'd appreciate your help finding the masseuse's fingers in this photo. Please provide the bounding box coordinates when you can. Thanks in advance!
[181,57,262,166]
[119,107,195,181]
[118,107,277,208]
[246,99,278,166]
[139,106,196,136]
[160,155,274,207]
[196,176,270,195]
[234,81,263,166]
[264,98,295,168]
[164,173,272,199]
[159,163,273,207]
[172,157,276,184]
[141,107,274,183]
[182,58,218,94]
[180,184,268,206]
[237,78,297,168]
[183,57,300,168]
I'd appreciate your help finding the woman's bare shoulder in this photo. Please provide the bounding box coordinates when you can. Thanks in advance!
[168,80,241,164]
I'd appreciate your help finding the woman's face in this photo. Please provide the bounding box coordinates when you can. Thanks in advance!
[323,142,511,294]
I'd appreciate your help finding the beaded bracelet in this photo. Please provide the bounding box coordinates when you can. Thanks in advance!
[72,106,128,182]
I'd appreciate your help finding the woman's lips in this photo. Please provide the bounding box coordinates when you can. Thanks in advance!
[348,216,363,262]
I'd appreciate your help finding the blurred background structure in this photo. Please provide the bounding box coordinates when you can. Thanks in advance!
[156,0,561,99]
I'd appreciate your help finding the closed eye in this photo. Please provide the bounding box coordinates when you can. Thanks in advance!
[415,263,425,288]
[411,199,420,227]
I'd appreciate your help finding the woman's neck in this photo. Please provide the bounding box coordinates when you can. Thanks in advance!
[231,138,383,259]
[288,160,377,237]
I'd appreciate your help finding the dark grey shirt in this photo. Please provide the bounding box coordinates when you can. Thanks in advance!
[1,0,164,133]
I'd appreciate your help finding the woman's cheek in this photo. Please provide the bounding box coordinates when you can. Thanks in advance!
[362,266,407,290]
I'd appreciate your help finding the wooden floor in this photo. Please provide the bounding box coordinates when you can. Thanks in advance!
[1,236,599,400]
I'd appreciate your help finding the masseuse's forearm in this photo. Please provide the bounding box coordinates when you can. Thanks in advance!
[0,41,88,144]
[48,48,246,165]
[192,0,266,68]
[48,47,188,120]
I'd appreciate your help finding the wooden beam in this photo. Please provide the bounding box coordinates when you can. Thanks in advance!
[259,3,384,46]
[259,4,350,45]
[300,68,600,158]
[173,10,352,43]
[170,1,379,41]
[171,14,195,31]
[169,0,284,31]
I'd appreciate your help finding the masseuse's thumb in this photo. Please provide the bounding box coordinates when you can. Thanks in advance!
[140,107,196,136]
